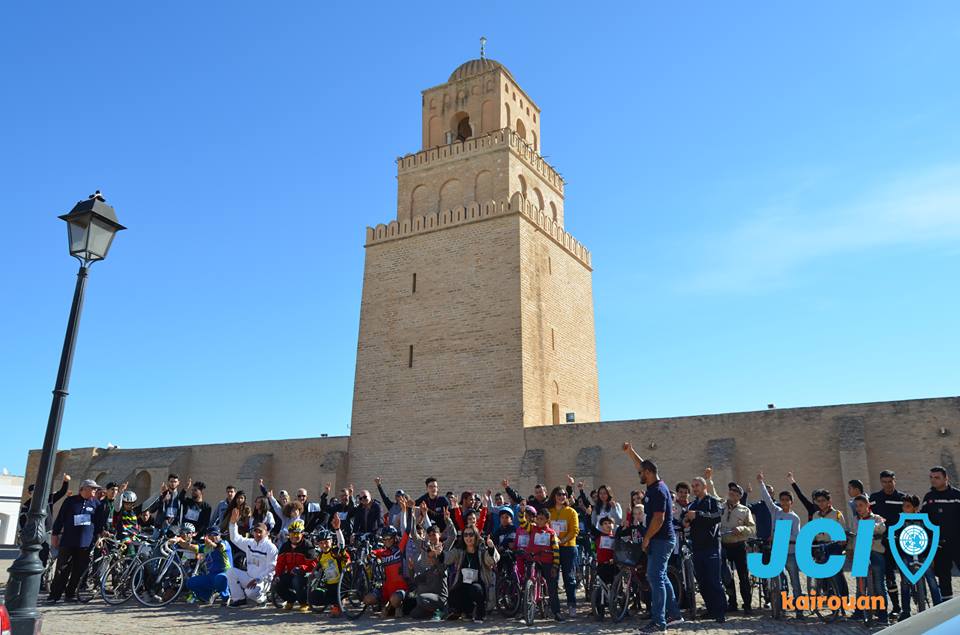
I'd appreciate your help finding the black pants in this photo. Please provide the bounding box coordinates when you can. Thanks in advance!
[721,542,750,609]
[934,540,960,600]
[49,546,91,600]
[308,581,339,607]
[449,582,485,619]
[276,572,308,604]
[881,539,900,609]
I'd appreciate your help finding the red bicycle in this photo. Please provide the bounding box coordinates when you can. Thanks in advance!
[522,560,551,625]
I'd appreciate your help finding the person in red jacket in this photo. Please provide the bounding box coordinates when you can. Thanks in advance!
[451,491,487,533]
[274,520,318,612]
[586,516,618,617]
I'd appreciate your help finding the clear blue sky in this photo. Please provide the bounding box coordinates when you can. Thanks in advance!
[2,3,958,476]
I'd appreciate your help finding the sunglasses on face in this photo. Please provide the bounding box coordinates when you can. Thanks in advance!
[359,495,369,501]
[297,494,307,498]
[288,531,302,536]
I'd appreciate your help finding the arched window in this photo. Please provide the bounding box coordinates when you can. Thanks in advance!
[532,131,538,152]
[474,170,493,202]
[439,179,463,211]
[451,112,472,142]
[504,103,511,130]
[481,100,496,134]
[550,201,558,223]
[516,119,527,141]
[517,175,528,199]
[428,116,442,147]
[410,184,431,219]
[532,187,545,211]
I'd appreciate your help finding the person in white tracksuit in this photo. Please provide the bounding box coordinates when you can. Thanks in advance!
[226,507,278,606]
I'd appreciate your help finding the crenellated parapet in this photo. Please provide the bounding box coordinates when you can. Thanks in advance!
[365,194,591,269]
[397,127,565,195]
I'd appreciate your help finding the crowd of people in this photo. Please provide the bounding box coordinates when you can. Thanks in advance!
[21,441,960,633]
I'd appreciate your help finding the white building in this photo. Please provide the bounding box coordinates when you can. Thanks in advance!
[1,472,25,545]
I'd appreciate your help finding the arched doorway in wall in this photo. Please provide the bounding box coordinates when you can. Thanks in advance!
[134,470,151,503]
[532,187,545,211]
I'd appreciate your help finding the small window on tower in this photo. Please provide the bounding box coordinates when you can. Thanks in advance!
[412,273,417,293]
[408,345,414,368]
[551,328,556,350]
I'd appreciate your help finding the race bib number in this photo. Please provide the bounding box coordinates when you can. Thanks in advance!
[462,568,478,584]
[600,536,615,550]
[517,534,530,548]
[550,520,567,534]
[73,513,91,526]
[323,559,339,582]
[185,508,200,521]
[534,532,551,546]
[166,506,177,518]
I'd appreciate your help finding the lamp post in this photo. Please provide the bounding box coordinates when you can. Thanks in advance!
[4,191,125,635]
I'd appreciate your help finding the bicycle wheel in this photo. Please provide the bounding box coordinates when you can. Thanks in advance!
[769,574,782,619]
[132,556,186,607]
[101,557,135,605]
[339,563,368,620]
[496,575,521,617]
[667,565,684,615]
[913,581,927,614]
[682,558,698,621]
[523,578,537,626]
[590,581,605,619]
[611,569,631,623]
[813,578,843,622]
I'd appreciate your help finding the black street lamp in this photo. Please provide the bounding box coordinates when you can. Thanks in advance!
[4,191,125,635]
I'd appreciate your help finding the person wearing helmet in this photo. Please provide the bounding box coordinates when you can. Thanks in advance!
[273,519,318,612]
[168,523,199,554]
[308,512,348,616]
[113,490,141,551]
[186,526,233,604]
[363,522,410,616]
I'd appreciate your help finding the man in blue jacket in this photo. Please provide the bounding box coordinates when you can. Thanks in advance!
[47,478,104,603]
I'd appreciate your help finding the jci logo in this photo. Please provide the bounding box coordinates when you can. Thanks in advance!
[747,515,939,581]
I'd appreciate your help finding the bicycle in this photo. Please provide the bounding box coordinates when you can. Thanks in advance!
[902,558,930,615]
[674,537,699,621]
[101,532,160,605]
[131,534,199,607]
[73,536,120,603]
[522,560,552,625]
[610,539,647,623]
[807,540,848,623]
[340,532,384,620]
[494,549,522,617]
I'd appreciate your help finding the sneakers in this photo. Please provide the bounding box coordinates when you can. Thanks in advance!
[666,615,685,626]
[431,609,443,621]
[638,622,667,633]
[227,598,248,608]
[298,604,311,613]
[283,602,294,611]
[330,605,342,617]
[568,605,577,618]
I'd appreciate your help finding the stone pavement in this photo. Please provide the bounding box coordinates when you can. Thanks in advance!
[35,601,892,635]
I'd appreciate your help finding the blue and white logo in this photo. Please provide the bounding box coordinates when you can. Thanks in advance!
[888,513,939,585]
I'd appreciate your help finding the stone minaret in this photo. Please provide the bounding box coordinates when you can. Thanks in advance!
[347,56,599,491]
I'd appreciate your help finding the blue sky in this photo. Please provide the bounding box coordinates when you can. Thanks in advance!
[2,3,958,476]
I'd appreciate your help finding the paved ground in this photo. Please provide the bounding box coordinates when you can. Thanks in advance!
[35,601,892,635]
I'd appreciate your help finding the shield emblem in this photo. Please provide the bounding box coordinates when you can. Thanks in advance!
[887,513,939,586]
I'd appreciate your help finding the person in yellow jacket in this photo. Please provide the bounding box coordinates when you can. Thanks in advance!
[547,486,580,617]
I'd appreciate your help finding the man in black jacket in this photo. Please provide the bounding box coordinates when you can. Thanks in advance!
[922,465,960,601]
[869,469,905,615]
[179,481,213,536]
[48,478,105,603]
[19,473,70,568]
[684,476,726,623]
[352,489,384,535]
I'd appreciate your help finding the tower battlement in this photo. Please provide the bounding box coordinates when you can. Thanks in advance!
[365,194,591,269]
[397,127,565,196]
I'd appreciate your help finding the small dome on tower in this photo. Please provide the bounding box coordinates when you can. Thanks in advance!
[448,58,514,82]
